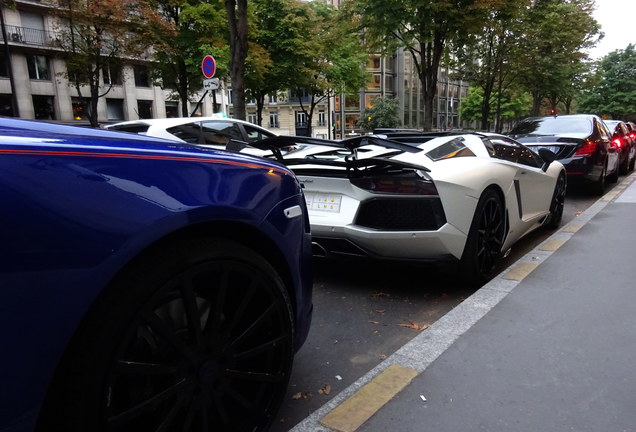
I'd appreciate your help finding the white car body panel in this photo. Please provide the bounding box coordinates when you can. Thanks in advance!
[289,133,565,262]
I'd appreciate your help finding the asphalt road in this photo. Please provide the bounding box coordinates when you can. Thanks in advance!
[271,182,608,431]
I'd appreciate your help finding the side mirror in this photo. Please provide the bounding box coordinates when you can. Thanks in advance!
[538,148,557,172]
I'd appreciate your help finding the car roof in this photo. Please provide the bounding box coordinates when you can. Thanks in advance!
[106,116,259,129]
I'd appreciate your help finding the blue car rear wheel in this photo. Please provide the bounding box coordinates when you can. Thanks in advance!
[38,237,295,432]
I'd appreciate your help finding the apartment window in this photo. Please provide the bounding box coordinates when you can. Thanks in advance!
[103,65,122,85]
[27,55,50,80]
[137,100,153,119]
[134,65,150,87]
[366,74,381,91]
[295,111,307,127]
[0,94,14,116]
[165,102,179,118]
[385,75,394,92]
[365,95,378,109]
[345,114,359,130]
[344,94,359,110]
[369,55,381,70]
[268,94,277,104]
[32,95,55,120]
[106,99,124,121]
[247,112,257,124]
[318,110,326,126]
[247,98,256,105]
[72,97,91,120]
[0,53,7,77]
[269,112,279,128]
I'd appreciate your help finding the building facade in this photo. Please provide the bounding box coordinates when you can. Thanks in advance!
[2,0,466,138]
[0,0,331,138]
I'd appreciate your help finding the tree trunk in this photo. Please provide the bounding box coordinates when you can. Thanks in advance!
[531,92,542,116]
[225,0,248,120]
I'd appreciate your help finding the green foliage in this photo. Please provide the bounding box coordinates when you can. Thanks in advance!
[343,0,495,131]
[151,0,228,116]
[578,45,636,121]
[460,87,531,126]
[53,0,171,125]
[516,0,601,115]
[357,97,400,131]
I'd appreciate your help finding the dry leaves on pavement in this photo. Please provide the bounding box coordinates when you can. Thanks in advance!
[398,320,429,331]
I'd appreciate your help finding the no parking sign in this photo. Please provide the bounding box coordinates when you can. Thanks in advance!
[201,55,216,78]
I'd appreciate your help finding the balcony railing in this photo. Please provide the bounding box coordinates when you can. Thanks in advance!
[1,25,61,48]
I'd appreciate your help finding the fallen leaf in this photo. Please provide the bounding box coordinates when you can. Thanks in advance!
[291,392,302,400]
[378,354,387,360]
[398,321,429,331]
[318,383,332,395]
[369,320,380,325]
[372,292,391,299]
[333,339,339,344]
[375,309,386,314]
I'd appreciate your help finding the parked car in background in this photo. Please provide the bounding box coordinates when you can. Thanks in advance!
[1,118,313,432]
[106,115,278,156]
[603,119,636,174]
[262,132,566,285]
[509,114,619,195]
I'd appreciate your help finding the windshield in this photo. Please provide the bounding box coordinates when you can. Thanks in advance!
[510,117,593,135]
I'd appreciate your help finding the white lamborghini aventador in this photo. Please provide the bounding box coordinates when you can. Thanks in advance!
[253,132,566,285]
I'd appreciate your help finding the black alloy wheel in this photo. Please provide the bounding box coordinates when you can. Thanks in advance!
[593,161,607,196]
[545,172,566,230]
[460,189,506,286]
[38,238,295,432]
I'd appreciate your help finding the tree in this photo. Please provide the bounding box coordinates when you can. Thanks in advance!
[248,0,307,126]
[54,0,170,126]
[288,1,368,136]
[516,0,600,116]
[460,86,530,131]
[152,0,228,117]
[452,0,529,131]
[578,44,636,121]
[225,0,248,120]
[357,96,401,131]
[343,0,490,131]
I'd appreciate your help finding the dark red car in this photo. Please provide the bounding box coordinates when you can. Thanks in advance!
[604,119,636,174]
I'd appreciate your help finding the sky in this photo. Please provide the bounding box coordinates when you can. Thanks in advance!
[587,0,636,59]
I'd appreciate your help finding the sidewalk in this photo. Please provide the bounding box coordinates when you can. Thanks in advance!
[292,173,636,432]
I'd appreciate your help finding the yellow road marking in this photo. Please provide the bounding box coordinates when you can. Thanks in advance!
[502,262,539,281]
[539,239,566,251]
[320,364,418,432]
[563,224,582,233]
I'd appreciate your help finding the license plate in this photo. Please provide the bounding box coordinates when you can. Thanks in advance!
[305,192,342,213]
[532,145,560,154]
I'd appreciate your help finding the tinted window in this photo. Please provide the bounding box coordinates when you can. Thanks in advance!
[200,121,243,145]
[426,137,475,161]
[108,123,150,134]
[167,123,201,143]
[244,124,274,143]
[489,137,542,168]
[510,117,593,135]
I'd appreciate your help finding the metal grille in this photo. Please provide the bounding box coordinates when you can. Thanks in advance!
[356,198,446,231]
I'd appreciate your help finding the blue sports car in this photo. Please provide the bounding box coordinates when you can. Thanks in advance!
[0,118,313,432]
